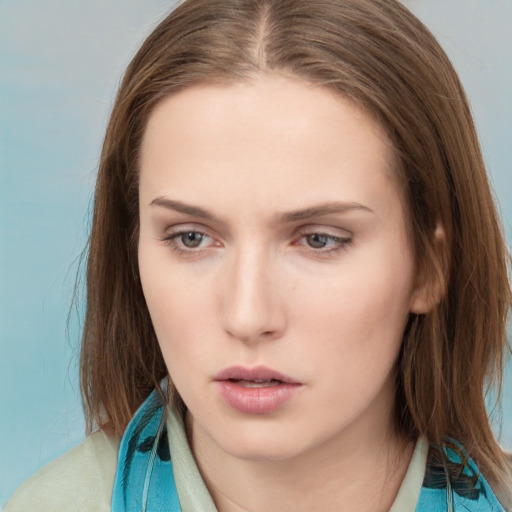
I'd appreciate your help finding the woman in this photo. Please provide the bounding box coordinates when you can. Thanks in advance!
[6,0,511,510]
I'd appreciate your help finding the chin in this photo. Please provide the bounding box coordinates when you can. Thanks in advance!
[213,424,317,463]
[225,439,303,462]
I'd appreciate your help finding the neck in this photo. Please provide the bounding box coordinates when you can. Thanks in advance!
[186,411,414,512]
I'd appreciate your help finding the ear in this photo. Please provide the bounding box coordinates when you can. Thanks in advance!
[409,223,446,314]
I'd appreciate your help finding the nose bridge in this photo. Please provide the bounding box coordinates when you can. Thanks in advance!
[221,241,283,343]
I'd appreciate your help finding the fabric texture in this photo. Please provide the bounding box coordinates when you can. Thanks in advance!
[4,428,119,512]
[4,389,509,511]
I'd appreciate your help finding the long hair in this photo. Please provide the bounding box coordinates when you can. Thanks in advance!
[80,0,512,491]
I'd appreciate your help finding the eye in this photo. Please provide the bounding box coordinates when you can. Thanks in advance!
[163,229,216,253]
[296,230,352,254]
[304,233,335,249]
[178,231,208,248]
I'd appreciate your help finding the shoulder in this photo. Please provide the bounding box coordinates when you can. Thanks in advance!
[418,442,510,512]
[4,430,119,512]
[493,452,512,512]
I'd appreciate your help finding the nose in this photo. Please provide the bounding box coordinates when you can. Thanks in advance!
[220,247,286,344]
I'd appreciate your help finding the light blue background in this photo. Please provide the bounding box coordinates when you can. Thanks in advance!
[1,0,511,505]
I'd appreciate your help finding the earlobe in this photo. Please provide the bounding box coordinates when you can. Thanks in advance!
[409,224,447,314]
[409,287,439,315]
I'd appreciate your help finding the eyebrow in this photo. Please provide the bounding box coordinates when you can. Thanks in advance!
[150,196,218,221]
[149,196,373,223]
[279,202,374,222]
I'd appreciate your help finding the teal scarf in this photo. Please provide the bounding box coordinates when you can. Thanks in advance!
[111,390,506,511]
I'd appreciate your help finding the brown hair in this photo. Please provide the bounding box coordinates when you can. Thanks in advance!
[80,0,512,491]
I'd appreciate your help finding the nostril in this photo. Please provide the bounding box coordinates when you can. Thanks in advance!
[224,325,280,344]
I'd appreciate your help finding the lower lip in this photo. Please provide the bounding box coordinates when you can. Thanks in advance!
[216,380,301,414]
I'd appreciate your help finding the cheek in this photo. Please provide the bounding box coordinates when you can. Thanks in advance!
[141,276,204,341]
[298,277,411,427]
[296,252,413,339]
[290,246,415,381]
[138,250,218,373]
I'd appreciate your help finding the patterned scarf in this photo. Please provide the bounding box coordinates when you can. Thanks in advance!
[111,390,506,512]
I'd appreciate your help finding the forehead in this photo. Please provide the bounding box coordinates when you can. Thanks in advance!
[139,75,401,218]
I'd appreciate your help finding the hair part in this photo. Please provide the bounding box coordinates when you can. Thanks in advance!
[80,0,512,492]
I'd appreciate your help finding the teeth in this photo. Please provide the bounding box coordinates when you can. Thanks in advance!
[232,379,281,388]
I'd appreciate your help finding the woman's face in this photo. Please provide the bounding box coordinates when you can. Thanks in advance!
[138,76,428,462]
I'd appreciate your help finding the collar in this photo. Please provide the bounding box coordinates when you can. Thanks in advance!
[111,389,506,512]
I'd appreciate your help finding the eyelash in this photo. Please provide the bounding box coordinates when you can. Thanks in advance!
[295,231,352,255]
[162,230,213,255]
[161,229,352,256]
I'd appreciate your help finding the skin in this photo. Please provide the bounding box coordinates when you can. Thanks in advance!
[138,75,432,512]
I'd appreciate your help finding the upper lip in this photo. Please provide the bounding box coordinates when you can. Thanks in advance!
[214,365,302,384]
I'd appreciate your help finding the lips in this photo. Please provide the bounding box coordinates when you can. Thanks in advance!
[214,365,302,414]
[214,365,300,384]
[228,379,281,388]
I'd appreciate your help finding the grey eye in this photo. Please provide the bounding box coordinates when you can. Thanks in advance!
[305,234,330,249]
[180,232,205,248]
